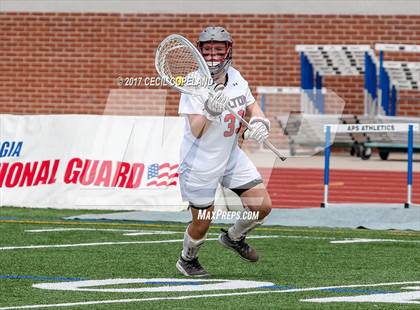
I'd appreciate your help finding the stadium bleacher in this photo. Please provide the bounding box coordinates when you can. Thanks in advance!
[259,43,420,160]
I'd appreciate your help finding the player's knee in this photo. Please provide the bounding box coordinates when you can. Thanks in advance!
[190,219,211,236]
[258,199,272,220]
[197,220,211,232]
[258,205,271,220]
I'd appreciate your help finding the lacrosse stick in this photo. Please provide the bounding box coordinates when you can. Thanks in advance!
[155,34,286,161]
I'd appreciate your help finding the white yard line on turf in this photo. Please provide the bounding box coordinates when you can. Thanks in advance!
[124,232,219,236]
[24,228,219,236]
[0,236,279,251]
[25,228,179,235]
[1,281,419,310]
[330,238,420,244]
[9,234,418,251]
[26,228,167,233]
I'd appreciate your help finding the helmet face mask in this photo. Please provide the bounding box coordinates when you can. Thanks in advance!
[197,26,233,77]
[199,41,232,76]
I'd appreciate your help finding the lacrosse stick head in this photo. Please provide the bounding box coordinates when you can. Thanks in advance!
[155,34,213,96]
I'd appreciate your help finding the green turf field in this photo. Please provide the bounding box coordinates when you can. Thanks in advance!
[0,206,419,309]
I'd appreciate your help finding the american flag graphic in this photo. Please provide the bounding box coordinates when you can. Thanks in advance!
[146,163,179,187]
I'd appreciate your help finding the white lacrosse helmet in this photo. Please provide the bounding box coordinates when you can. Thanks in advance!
[197,26,233,76]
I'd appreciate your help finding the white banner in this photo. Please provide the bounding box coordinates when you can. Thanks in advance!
[0,115,189,211]
[324,123,419,133]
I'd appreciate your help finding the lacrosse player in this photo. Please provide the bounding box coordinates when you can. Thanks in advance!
[176,26,272,277]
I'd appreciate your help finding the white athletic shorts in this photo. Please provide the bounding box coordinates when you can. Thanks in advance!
[179,147,262,208]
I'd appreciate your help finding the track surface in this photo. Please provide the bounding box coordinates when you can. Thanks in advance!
[261,168,420,208]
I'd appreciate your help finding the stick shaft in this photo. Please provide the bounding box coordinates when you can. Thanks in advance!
[225,105,287,161]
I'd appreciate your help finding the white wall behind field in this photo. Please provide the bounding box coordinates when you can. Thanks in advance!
[1,0,419,15]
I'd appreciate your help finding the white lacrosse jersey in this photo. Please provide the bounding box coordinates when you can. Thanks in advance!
[178,66,255,181]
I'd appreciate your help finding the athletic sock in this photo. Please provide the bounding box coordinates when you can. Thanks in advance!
[181,226,207,261]
[227,218,263,241]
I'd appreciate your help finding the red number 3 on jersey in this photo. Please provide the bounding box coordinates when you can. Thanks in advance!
[223,110,245,137]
